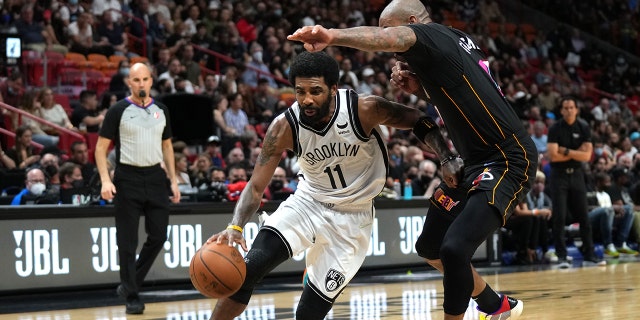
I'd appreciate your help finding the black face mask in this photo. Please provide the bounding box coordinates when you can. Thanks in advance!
[43,165,58,178]
[71,179,84,189]
[270,180,284,191]
[407,173,418,180]
[420,176,432,185]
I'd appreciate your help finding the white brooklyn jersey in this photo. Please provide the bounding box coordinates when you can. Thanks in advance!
[282,89,388,206]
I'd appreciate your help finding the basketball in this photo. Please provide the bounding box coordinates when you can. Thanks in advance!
[189,241,246,298]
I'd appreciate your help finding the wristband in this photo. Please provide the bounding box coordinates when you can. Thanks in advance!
[563,148,570,156]
[440,154,459,166]
[412,116,439,142]
[532,209,537,215]
[226,224,243,233]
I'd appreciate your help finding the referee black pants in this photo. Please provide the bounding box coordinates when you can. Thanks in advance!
[550,167,593,259]
[113,163,169,296]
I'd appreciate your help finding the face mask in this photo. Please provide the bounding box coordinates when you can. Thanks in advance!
[29,183,46,196]
[270,180,284,191]
[273,9,282,17]
[252,51,263,62]
[407,173,417,180]
[43,165,58,178]
[71,179,84,189]
[594,148,604,156]
[120,68,130,76]
[69,0,78,5]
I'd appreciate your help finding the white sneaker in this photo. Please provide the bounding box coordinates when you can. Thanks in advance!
[544,251,558,263]
[479,295,523,319]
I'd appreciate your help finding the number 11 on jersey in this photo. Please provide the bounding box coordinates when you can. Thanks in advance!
[323,164,347,189]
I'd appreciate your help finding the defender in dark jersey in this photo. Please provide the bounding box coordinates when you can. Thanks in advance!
[289,0,537,319]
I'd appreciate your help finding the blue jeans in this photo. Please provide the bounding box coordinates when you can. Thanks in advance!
[588,204,635,246]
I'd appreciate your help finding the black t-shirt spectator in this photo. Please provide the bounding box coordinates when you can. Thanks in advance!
[71,107,100,132]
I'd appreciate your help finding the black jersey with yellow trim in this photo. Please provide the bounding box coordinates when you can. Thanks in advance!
[401,23,532,163]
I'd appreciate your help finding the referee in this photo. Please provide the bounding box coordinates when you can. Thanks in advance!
[95,63,180,314]
[547,96,602,267]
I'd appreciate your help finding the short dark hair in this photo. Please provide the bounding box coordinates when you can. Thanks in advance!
[559,95,577,107]
[79,90,97,103]
[59,162,80,183]
[70,140,87,153]
[288,51,339,88]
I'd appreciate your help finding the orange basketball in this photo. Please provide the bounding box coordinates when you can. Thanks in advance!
[189,242,246,298]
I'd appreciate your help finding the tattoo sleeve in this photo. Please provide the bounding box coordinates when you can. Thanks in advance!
[331,26,415,53]
[258,129,278,166]
[230,182,262,227]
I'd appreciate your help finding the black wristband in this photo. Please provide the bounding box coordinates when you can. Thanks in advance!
[564,147,570,156]
[440,154,459,166]
[412,116,439,142]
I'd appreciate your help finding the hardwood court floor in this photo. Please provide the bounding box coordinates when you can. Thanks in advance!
[2,261,639,319]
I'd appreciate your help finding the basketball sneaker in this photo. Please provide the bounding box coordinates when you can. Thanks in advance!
[617,243,639,256]
[604,244,620,258]
[478,295,523,320]
[544,250,558,263]
[582,254,606,267]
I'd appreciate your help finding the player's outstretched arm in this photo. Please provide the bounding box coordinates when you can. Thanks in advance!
[288,25,416,53]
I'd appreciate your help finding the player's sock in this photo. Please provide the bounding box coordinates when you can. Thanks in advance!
[472,284,501,313]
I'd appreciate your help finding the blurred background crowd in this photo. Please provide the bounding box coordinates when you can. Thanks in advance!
[0,0,639,264]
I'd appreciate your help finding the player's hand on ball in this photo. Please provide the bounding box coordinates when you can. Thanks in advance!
[441,157,464,189]
[207,229,248,252]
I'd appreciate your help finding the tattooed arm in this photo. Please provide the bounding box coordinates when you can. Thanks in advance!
[288,25,417,53]
[229,117,294,229]
[358,95,424,134]
[209,117,293,248]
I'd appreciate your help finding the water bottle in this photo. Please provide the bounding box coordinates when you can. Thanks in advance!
[393,179,401,199]
[403,179,413,200]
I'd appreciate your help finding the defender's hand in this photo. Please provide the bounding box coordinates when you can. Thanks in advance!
[441,157,464,189]
[288,25,332,52]
[390,61,421,96]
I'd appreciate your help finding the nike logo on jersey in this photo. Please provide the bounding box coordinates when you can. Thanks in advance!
[337,122,348,129]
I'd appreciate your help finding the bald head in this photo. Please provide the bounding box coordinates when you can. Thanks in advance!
[127,63,153,103]
[130,62,151,78]
[379,0,430,27]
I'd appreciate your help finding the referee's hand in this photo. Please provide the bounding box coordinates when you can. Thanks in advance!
[170,182,181,203]
[101,181,116,200]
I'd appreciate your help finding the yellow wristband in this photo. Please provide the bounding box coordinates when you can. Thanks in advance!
[227,224,243,233]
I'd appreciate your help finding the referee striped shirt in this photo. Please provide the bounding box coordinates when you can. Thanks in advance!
[99,98,172,167]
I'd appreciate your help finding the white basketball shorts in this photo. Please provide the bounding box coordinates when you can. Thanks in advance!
[262,192,375,301]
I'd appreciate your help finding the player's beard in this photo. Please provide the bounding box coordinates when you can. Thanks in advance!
[299,93,332,129]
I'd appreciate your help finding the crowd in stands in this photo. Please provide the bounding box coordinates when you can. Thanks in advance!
[0,0,639,264]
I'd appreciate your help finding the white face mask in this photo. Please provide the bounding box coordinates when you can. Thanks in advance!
[252,51,263,62]
[29,182,46,196]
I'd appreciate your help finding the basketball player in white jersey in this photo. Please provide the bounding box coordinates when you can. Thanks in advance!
[207,51,437,319]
